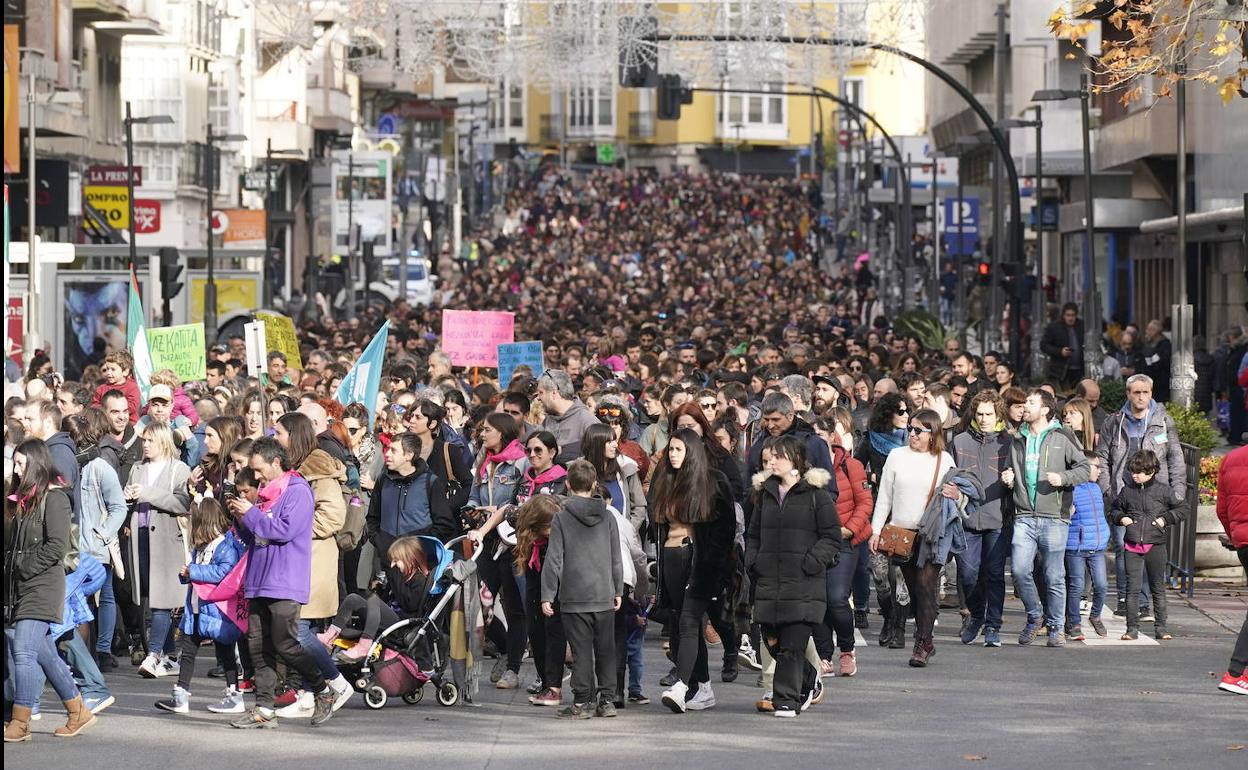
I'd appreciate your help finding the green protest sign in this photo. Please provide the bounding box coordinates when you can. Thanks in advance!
[146,322,207,383]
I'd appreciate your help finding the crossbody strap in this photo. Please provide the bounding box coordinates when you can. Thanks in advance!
[923,457,941,509]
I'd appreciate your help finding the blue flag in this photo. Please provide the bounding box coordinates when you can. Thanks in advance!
[336,320,390,427]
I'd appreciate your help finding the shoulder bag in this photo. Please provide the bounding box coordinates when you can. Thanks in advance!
[877,456,941,560]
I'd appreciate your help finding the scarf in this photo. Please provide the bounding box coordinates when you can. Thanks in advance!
[479,439,526,481]
[257,470,298,513]
[869,428,907,457]
[523,464,568,499]
[528,536,548,571]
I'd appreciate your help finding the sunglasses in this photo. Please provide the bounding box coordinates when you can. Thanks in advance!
[907,425,933,435]
[699,401,717,410]
[390,404,407,416]
[347,426,363,435]
[526,445,548,455]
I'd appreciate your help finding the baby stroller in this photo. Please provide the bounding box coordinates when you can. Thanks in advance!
[336,535,480,709]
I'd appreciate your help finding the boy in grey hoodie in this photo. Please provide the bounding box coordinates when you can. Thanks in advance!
[541,460,623,719]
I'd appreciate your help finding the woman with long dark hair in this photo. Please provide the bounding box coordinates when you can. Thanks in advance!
[651,430,736,714]
[746,434,843,717]
[869,409,957,667]
[513,431,567,504]
[406,400,473,513]
[191,416,243,499]
[580,423,647,532]
[232,389,267,441]
[668,401,746,503]
[465,412,529,690]
[4,439,98,741]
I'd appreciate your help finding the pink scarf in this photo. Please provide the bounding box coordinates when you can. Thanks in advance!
[257,470,299,512]
[528,536,548,571]
[479,440,526,481]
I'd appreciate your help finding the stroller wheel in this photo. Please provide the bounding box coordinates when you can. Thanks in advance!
[364,684,388,710]
[402,687,425,706]
[436,682,459,707]
[355,678,370,692]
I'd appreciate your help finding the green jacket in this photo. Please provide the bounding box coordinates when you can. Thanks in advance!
[1008,421,1090,520]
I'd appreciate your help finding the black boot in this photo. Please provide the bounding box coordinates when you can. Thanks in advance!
[888,604,908,649]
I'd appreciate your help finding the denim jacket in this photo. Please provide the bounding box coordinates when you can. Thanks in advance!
[78,457,128,563]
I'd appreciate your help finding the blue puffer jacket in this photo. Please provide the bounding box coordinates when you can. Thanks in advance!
[1066,482,1109,551]
[180,529,246,644]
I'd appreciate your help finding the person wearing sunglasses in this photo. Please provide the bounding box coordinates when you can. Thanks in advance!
[868,409,957,667]
[512,431,568,504]
[858,391,913,649]
[596,397,650,481]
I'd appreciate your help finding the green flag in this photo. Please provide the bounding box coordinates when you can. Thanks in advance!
[127,264,153,405]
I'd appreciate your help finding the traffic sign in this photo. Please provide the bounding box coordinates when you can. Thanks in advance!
[942,196,980,257]
[377,113,398,136]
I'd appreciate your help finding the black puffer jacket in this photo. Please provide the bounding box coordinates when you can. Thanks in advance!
[1112,478,1185,546]
[654,471,738,607]
[745,469,843,625]
[3,487,72,624]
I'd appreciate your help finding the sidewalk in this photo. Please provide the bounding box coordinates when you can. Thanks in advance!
[1185,581,1248,632]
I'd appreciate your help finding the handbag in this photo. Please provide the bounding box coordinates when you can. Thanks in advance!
[442,440,464,502]
[876,457,942,559]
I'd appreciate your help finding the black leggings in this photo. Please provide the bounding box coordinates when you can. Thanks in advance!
[333,592,401,641]
[662,545,710,689]
[524,567,566,690]
[177,630,237,691]
[478,549,527,673]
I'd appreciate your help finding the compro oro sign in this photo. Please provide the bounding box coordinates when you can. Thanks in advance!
[83,186,131,229]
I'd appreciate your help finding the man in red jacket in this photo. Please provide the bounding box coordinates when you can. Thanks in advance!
[1216,445,1248,696]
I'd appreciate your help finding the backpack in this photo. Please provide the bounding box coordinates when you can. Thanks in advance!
[335,489,367,552]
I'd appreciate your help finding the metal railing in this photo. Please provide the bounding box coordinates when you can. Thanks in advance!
[539,113,562,143]
[629,110,655,140]
[1166,443,1201,598]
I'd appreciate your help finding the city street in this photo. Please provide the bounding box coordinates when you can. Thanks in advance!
[6,595,1244,769]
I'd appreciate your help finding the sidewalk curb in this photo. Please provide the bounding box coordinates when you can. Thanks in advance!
[1182,597,1245,633]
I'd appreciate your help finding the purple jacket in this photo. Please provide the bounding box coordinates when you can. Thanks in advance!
[238,474,314,604]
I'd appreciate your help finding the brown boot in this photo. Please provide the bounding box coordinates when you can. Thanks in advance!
[908,637,935,668]
[4,705,32,742]
[53,696,97,738]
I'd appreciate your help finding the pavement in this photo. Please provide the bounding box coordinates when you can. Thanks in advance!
[5,593,1246,770]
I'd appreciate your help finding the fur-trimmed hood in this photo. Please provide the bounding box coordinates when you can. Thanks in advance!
[299,447,346,483]
[752,467,832,491]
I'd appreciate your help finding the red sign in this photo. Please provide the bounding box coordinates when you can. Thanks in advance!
[6,296,23,368]
[87,165,142,186]
[134,199,161,234]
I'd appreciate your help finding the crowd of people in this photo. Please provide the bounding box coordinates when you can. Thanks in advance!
[4,169,1247,741]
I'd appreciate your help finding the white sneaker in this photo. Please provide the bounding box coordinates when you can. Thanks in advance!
[156,655,180,678]
[155,685,190,714]
[660,680,688,713]
[137,653,161,678]
[274,690,314,719]
[207,686,245,714]
[329,675,354,713]
[686,682,716,711]
[737,635,762,671]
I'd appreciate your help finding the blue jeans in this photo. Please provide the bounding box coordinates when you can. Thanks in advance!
[1011,517,1070,630]
[958,525,1012,631]
[63,633,111,700]
[852,540,871,612]
[5,620,80,708]
[1111,525,1152,608]
[1065,550,1108,628]
[813,546,858,658]
[94,563,116,655]
[149,609,177,655]
[625,624,645,695]
[297,618,342,683]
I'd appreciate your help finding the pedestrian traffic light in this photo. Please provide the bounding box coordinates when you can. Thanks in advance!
[657,74,684,120]
[159,247,183,300]
[977,261,991,286]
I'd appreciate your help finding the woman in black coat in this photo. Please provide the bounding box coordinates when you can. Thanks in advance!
[4,439,94,741]
[650,429,737,715]
[746,434,843,718]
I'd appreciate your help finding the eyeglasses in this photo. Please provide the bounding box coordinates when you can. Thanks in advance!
[907,425,933,435]
[525,446,548,455]
[390,404,407,416]
[347,427,362,436]
[896,407,908,415]
[699,401,717,410]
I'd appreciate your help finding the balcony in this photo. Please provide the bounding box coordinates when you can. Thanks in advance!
[73,0,163,36]
[307,86,354,134]
[629,111,655,141]
[539,114,563,143]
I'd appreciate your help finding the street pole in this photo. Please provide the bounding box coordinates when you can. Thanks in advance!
[902,152,914,311]
[125,102,138,272]
[205,127,217,345]
[24,70,39,363]
[931,156,940,315]
[1030,105,1047,381]
[264,138,272,308]
[989,2,1007,354]
[345,151,355,318]
[954,152,967,347]
[1170,55,1195,408]
[1079,75,1101,381]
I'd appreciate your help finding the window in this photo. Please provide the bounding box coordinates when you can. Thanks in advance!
[489,79,525,131]
[842,77,866,112]
[126,52,181,142]
[720,81,786,139]
[208,75,230,135]
[567,79,614,135]
[134,147,177,185]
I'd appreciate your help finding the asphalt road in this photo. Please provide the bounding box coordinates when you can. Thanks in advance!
[5,595,1245,769]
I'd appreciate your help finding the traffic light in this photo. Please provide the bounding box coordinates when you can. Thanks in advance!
[159,247,183,300]
[657,74,685,120]
[977,261,991,286]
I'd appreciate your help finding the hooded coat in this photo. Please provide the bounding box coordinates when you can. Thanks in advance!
[298,448,347,619]
[745,468,843,625]
[4,487,72,623]
[541,399,601,465]
[540,495,623,613]
[1217,445,1248,548]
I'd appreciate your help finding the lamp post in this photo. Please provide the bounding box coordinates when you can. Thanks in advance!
[203,126,247,346]
[1034,75,1100,381]
[952,135,983,349]
[731,122,744,175]
[999,106,1044,381]
[123,103,174,269]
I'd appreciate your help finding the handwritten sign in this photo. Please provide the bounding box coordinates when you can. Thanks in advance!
[145,323,207,382]
[254,312,303,370]
[441,310,514,367]
[497,341,544,388]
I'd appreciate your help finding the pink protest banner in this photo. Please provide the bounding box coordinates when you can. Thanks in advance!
[441,310,515,367]
[193,552,250,633]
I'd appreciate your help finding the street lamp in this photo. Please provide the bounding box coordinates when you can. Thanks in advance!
[731,122,745,176]
[999,107,1044,382]
[123,103,174,270]
[204,127,247,346]
[1034,75,1101,381]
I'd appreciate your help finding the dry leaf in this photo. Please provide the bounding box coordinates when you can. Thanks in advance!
[963,755,989,762]
[1219,81,1239,105]
[1228,745,1245,751]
